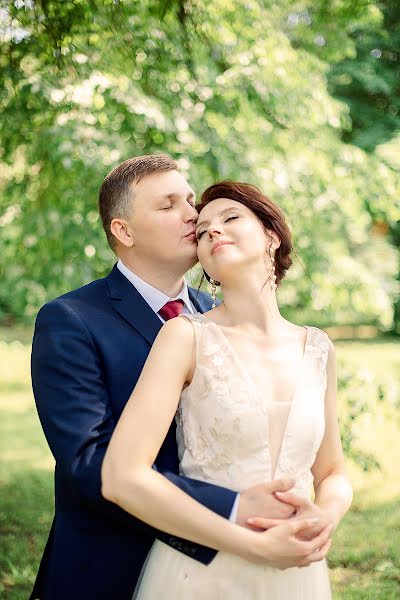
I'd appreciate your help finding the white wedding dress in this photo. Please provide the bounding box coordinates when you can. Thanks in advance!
[134,313,332,599]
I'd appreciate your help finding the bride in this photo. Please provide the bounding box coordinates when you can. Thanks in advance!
[102,180,353,599]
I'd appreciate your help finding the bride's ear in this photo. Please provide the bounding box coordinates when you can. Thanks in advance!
[265,229,281,250]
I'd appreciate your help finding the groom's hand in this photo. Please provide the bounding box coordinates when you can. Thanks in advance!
[246,491,332,541]
[236,479,297,528]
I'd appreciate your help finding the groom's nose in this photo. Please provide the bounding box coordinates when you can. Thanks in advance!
[183,203,198,222]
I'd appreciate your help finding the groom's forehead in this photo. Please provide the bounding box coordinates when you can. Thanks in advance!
[134,170,194,197]
[153,190,195,202]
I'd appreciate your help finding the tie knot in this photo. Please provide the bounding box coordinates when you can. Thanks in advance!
[159,300,184,321]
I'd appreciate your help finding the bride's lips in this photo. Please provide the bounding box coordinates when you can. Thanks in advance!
[212,241,234,254]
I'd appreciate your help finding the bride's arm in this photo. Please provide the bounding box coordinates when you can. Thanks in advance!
[101,318,329,566]
[310,340,353,529]
[102,317,253,557]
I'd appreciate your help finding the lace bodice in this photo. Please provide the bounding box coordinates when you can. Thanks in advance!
[176,313,330,496]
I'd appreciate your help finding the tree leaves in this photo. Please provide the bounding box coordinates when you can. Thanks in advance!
[0,0,398,331]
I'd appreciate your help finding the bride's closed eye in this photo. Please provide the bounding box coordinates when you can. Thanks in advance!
[196,215,239,239]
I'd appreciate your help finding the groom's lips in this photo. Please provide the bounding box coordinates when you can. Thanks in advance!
[184,230,197,241]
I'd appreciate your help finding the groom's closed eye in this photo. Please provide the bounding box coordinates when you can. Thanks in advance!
[160,200,196,210]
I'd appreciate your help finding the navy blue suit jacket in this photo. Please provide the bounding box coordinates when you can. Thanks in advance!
[30,264,236,600]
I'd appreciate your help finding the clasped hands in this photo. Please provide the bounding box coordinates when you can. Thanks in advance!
[236,478,334,570]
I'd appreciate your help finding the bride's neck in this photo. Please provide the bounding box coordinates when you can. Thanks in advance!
[217,280,285,335]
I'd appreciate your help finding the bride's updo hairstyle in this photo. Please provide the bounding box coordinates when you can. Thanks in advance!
[197,181,293,286]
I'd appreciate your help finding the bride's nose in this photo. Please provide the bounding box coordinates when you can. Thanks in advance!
[207,222,223,239]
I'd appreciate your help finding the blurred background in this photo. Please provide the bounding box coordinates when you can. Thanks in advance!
[0,1,399,598]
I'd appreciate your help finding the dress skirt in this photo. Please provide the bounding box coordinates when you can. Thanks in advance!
[133,539,332,600]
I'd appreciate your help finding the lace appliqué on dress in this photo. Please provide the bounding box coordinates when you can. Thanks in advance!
[175,315,330,495]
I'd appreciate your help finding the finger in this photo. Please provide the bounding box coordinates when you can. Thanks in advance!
[308,538,332,562]
[300,538,332,567]
[289,518,320,535]
[267,478,296,493]
[295,524,326,541]
[246,517,285,529]
[305,523,333,554]
[274,491,311,509]
[294,518,330,540]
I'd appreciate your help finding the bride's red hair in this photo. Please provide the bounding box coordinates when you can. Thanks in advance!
[197,181,293,286]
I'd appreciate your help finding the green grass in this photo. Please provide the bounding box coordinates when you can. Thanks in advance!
[0,328,399,599]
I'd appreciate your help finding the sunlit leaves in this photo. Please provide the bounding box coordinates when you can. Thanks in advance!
[0,0,398,331]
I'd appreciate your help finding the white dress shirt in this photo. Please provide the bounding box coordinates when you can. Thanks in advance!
[116,259,240,522]
[117,259,195,321]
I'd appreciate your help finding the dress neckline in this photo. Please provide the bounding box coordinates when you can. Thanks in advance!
[195,313,309,387]
[193,312,310,479]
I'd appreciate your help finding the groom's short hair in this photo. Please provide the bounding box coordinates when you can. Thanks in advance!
[99,153,178,251]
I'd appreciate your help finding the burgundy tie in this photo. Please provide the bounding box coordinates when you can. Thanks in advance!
[158,300,184,321]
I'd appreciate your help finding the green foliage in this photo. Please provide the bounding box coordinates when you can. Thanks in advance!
[0,0,399,330]
[338,366,382,472]
[327,0,400,333]
[328,1,400,151]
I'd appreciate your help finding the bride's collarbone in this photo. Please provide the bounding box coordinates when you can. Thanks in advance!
[221,329,307,358]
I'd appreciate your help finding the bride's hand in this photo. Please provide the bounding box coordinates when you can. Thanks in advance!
[249,518,333,570]
[246,492,333,540]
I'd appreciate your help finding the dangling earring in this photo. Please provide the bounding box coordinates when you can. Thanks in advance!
[269,245,277,291]
[210,279,217,308]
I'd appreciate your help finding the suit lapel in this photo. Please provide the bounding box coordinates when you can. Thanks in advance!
[188,286,211,313]
[106,264,212,345]
[106,264,163,346]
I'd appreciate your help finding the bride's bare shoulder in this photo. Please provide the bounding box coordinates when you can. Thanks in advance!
[157,317,197,382]
[158,314,196,343]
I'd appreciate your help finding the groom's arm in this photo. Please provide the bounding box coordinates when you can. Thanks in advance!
[31,299,236,565]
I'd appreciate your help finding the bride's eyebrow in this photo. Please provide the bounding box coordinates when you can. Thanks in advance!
[196,206,242,230]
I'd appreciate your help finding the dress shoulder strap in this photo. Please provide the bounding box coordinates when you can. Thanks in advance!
[178,313,204,350]
[305,326,331,369]
[178,312,223,369]
[179,312,204,325]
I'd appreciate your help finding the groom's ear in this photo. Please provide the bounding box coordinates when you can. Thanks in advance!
[110,218,135,248]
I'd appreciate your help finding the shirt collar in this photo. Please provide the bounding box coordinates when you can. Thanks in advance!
[117,259,194,315]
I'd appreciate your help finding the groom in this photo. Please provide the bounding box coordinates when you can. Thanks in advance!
[31,154,302,600]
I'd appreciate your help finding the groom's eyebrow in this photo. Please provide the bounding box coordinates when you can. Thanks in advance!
[155,191,195,201]
[196,207,241,230]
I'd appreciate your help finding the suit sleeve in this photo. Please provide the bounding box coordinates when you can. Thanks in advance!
[31,299,237,565]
